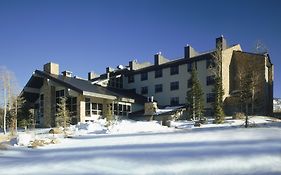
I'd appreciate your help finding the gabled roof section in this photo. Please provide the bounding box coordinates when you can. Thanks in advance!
[23,70,146,104]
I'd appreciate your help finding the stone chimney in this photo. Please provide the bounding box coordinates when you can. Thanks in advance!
[88,72,98,81]
[154,52,169,65]
[184,45,198,58]
[129,60,152,70]
[144,96,158,116]
[106,67,114,73]
[62,70,72,77]
[216,35,227,50]
[43,62,59,75]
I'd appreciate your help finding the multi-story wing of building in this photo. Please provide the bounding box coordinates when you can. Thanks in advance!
[22,36,274,127]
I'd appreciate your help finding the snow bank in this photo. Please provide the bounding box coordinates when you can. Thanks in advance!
[16,133,34,146]
[70,119,173,135]
[72,119,108,135]
[108,120,172,134]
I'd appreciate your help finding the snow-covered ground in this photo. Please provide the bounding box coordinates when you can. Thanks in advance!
[0,116,281,175]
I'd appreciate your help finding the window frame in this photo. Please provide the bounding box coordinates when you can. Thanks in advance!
[155,69,163,78]
[128,75,135,83]
[170,66,179,75]
[155,84,163,93]
[170,81,179,91]
[141,72,148,81]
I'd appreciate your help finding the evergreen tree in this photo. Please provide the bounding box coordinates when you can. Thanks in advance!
[55,96,70,131]
[240,70,253,115]
[211,42,225,124]
[17,98,34,129]
[213,75,225,123]
[104,103,113,127]
[186,64,204,121]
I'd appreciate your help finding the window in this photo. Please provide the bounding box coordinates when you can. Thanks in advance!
[56,90,64,98]
[206,75,215,85]
[113,103,131,116]
[141,86,148,95]
[127,105,131,113]
[92,103,103,115]
[66,97,77,116]
[187,62,197,72]
[141,72,148,81]
[155,84,163,93]
[207,93,215,103]
[170,97,179,106]
[114,103,118,115]
[170,66,179,75]
[128,75,134,83]
[155,69,163,78]
[188,79,192,88]
[85,98,91,116]
[56,90,65,112]
[206,59,215,69]
[170,81,179,91]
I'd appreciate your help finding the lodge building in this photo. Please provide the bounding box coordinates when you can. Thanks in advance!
[22,36,274,127]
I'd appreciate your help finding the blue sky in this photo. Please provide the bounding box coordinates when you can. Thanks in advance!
[0,0,280,97]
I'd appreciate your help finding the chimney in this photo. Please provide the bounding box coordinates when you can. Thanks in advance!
[154,52,169,65]
[62,70,72,77]
[106,67,114,73]
[129,60,137,70]
[43,62,59,75]
[184,45,198,58]
[88,72,98,81]
[216,35,227,50]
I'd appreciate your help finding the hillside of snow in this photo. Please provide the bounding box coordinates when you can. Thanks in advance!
[0,116,281,175]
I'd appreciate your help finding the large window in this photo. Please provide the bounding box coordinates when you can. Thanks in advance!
[206,75,215,85]
[170,66,179,75]
[155,84,163,93]
[114,103,131,116]
[141,72,148,81]
[85,98,91,116]
[141,86,148,95]
[128,75,134,83]
[207,93,215,103]
[170,81,179,91]
[170,97,179,106]
[66,97,77,116]
[155,69,163,78]
[56,90,65,112]
[92,103,103,115]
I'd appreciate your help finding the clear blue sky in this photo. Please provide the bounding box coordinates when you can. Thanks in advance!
[0,0,280,97]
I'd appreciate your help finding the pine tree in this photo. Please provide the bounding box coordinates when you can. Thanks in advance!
[186,64,204,121]
[211,42,225,124]
[240,70,253,115]
[55,96,70,131]
[104,103,113,127]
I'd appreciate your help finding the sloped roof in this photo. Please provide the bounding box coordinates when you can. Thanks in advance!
[23,70,147,103]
